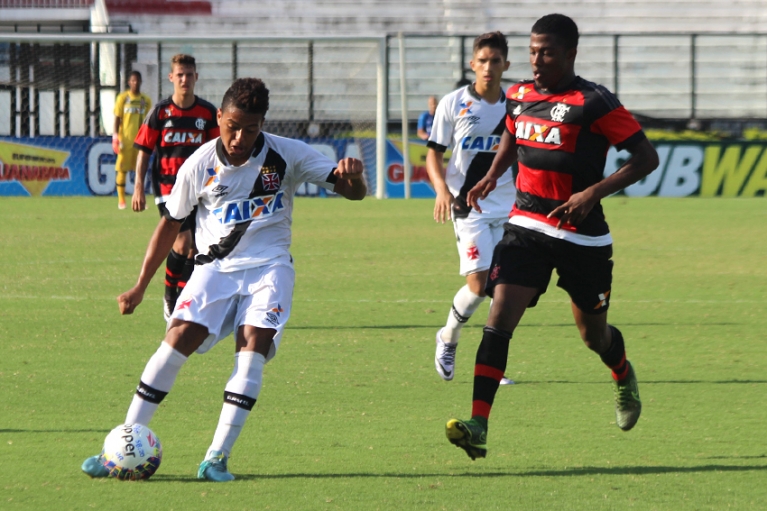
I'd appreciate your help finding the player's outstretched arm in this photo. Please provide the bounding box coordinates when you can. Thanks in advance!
[332,157,367,200]
[467,129,518,213]
[118,217,182,315]
[548,138,659,228]
[425,148,454,224]
[132,150,151,212]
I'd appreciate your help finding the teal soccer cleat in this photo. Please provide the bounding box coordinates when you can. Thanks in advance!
[197,451,235,482]
[81,454,109,478]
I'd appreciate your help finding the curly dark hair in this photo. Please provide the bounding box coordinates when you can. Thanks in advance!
[532,14,579,49]
[221,78,270,115]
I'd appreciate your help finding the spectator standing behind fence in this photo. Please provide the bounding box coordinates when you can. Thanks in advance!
[417,96,438,140]
[113,71,152,210]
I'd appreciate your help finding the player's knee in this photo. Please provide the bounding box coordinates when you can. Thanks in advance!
[165,321,209,356]
[466,271,488,297]
[237,326,276,357]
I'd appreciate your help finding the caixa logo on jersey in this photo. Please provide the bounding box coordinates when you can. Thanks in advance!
[163,130,203,145]
[515,121,561,145]
[460,135,501,152]
[213,191,285,225]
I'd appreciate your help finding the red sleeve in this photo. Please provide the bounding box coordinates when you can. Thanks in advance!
[133,107,160,152]
[505,114,515,133]
[590,105,643,148]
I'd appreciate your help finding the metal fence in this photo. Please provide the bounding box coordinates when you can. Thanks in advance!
[391,33,767,122]
[2,32,766,137]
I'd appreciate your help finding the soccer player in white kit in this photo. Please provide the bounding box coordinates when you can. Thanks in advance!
[426,32,516,382]
[81,78,367,482]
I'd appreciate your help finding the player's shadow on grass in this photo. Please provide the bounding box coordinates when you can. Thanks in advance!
[287,321,739,330]
[498,379,767,385]
[152,463,767,482]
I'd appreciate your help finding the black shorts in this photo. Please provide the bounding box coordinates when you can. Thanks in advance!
[486,224,613,314]
[157,202,196,233]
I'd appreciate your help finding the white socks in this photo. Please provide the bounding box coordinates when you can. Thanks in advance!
[125,341,188,426]
[206,351,266,459]
[122,344,266,460]
[441,285,485,345]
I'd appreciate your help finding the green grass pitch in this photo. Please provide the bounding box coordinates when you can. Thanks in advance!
[1,196,765,510]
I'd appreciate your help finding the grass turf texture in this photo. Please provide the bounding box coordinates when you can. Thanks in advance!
[1,196,765,510]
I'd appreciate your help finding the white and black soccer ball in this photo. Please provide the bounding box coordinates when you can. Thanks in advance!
[101,423,162,480]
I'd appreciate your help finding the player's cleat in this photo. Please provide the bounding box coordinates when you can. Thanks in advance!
[435,329,457,381]
[81,454,109,478]
[499,377,515,385]
[164,288,179,322]
[163,296,175,322]
[613,361,642,431]
[197,451,235,482]
[118,201,127,210]
[446,418,487,460]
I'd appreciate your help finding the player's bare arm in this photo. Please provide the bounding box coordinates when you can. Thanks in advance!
[548,138,659,228]
[467,129,518,212]
[425,148,454,224]
[332,157,367,200]
[118,216,182,315]
[112,115,121,154]
[132,149,151,212]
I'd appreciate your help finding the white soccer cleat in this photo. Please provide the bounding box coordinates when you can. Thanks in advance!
[163,299,173,322]
[435,329,457,381]
[499,377,515,385]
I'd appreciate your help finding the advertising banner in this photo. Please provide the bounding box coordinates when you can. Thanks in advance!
[2,136,767,198]
[0,136,375,198]
[383,140,767,198]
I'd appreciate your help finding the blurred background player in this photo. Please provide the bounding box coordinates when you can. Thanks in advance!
[132,54,220,320]
[417,95,438,140]
[112,71,152,210]
[425,32,516,383]
[446,14,659,461]
[82,77,367,482]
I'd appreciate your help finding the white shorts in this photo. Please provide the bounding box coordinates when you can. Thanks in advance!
[170,260,295,360]
[453,215,507,276]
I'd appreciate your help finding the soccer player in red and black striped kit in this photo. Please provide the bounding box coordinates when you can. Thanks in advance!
[445,14,660,460]
[132,54,220,320]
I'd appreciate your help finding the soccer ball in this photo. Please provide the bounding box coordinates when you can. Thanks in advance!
[101,423,162,480]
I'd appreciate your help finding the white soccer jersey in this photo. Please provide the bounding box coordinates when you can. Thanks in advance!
[164,132,338,272]
[428,84,516,218]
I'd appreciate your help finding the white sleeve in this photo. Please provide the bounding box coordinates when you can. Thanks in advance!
[292,141,338,190]
[164,157,199,220]
[427,94,454,150]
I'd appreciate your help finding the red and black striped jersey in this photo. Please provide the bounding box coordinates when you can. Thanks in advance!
[505,77,646,245]
[134,96,220,202]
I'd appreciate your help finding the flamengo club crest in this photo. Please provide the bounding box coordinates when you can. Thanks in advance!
[261,166,281,191]
[550,103,571,122]
[195,118,206,130]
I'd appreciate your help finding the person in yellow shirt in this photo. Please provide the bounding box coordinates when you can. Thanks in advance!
[113,71,152,209]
